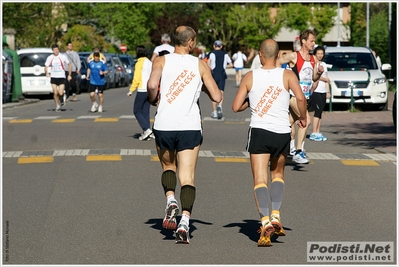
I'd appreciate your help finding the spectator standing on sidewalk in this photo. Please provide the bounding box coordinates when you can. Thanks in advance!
[208,40,233,119]
[127,45,154,141]
[232,38,307,246]
[151,33,175,62]
[45,43,72,112]
[86,52,108,113]
[277,29,324,164]
[64,41,81,102]
[309,45,330,141]
[232,46,248,86]
[147,25,222,244]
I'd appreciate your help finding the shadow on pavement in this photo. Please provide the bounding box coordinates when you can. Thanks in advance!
[145,217,212,241]
[223,219,291,244]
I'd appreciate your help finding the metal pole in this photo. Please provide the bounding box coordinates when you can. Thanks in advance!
[388,2,392,78]
[349,81,354,112]
[337,2,341,47]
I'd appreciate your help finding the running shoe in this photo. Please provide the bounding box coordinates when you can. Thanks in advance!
[98,105,103,113]
[217,105,223,119]
[271,214,286,236]
[91,102,98,112]
[319,133,328,141]
[309,133,323,141]
[148,133,155,140]
[292,151,309,164]
[257,222,274,247]
[139,129,152,141]
[55,105,61,112]
[211,111,218,119]
[72,94,77,102]
[162,200,179,230]
[175,221,190,244]
[289,147,296,156]
[59,94,66,107]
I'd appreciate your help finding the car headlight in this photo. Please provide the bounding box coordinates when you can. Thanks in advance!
[374,77,387,85]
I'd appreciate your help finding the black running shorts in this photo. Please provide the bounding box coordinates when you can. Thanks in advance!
[89,84,105,94]
[246,127,290,158]
[51,78,65,85]
[153,130,203,152]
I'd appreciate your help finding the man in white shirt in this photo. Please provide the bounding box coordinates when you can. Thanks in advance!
[151,33,175,62]
[45,44,72,112]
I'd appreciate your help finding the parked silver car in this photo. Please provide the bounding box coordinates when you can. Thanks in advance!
[324,46,391,110]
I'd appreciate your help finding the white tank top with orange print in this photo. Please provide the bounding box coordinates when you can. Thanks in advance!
[249,68,291,134]
[153,53,203,131]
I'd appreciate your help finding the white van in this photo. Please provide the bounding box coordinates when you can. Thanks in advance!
[324,46,391,110]
[17,48,53,95]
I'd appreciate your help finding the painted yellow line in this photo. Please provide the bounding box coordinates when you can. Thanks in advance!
[94,118,119,122]
[18,156,54,164]
[52,118,76,123]
[215,158,249,163]
[86,155,122,161]
[150,156,160,161]
[9,119,33,124]
[341,160,379,166]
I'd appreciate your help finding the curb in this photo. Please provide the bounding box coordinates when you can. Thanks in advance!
[2,99,40,109]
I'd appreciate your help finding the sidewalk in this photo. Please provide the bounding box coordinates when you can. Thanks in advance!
[227,69,397,155]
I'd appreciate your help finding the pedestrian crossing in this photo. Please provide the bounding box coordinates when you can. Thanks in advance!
[2,149,397,165]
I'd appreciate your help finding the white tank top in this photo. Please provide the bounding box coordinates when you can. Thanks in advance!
[249,68,291,134]
[314,62,328,93]
[153,54,203,131]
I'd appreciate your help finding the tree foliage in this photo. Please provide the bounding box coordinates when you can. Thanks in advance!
[2,1,394,68]
[279,3,337,45]
[3,2,68,48]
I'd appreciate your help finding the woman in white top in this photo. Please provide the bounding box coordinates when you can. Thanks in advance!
[309,46,330,141]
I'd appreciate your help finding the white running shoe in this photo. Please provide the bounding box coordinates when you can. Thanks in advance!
[292,151,309,164]
[162,200,179,230]
[211,111,218,119]
[139,129,152,141]
[175,221,190,244]
[55,105,61,112]
[91,102,98,112]
[98,105,103,113]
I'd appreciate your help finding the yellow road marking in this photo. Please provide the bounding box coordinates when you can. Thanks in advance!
[52,118,75,123]
[150,156,160,161]
[341,160,379,166]
[94,118,119,122]
[86,155,122,161]
[9,119,33,123]
[18,156,54,164]
[215,158,249,163]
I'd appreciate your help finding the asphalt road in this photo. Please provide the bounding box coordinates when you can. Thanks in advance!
[2,76,397,265]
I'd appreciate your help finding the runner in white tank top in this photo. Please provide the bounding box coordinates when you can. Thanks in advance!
[153,53,203,131]
[147,26,222,244]
[249,68,291,134]
[232,38,307,247]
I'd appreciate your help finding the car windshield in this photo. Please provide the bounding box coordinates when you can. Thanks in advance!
[324,52,378,71]
[19,53,52,67]
[120,57,131,66]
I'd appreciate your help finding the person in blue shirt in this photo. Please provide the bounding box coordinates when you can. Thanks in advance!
[86,52,109,112]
